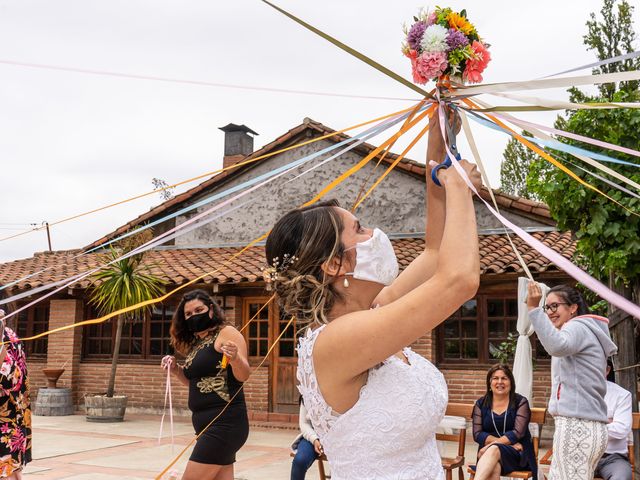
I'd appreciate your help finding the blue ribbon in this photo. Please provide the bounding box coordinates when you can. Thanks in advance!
[0,106,422,296]
[463,108,640,168]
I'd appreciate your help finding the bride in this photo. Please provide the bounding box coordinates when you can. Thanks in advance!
[264,111,482,479]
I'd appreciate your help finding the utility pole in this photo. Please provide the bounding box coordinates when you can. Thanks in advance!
[44,222,52,252]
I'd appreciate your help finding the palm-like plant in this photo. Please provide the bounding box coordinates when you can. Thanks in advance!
[89,231,165,398]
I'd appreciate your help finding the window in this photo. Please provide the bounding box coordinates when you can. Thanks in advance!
[438,294,549,365]
[16,304,49,358]
[244,298,270,357]
[118,321,144,356]
[487,298,518,362]
[82,303,175,360]
[149,304,175,357]
[442,299,478,361]
[84,317,113,357]
[277,307,301,358]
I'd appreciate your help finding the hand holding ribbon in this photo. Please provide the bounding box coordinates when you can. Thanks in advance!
[158,355,175,453]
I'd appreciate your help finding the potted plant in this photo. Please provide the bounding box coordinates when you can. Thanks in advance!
[85,230,165,422]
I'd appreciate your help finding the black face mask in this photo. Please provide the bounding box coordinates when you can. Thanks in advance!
[186,309,215,333]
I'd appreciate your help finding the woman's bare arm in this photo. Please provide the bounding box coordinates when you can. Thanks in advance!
[375,108,462,306]
[315,162,480,412]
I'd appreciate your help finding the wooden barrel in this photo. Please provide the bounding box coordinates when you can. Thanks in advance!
[35,388,74,416]
[84,394,127,422]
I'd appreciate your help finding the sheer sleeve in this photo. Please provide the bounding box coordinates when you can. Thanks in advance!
[505,396,531,444]
[472,401,489,446]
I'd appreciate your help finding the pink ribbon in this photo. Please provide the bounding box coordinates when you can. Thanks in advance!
[437,103,640,320]
[159,356,175,452]
[492,112,640,160]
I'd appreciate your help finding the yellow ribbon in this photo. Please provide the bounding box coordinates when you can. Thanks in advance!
[353,112,434,210]
[463,98,640,218]
[305,102,435,207]
[0,106,417,244]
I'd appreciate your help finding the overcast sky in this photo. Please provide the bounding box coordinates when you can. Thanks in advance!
[0,0,637,262]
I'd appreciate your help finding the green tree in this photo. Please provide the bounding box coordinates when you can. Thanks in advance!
[527,0,640,302]
[89,229,165,397]
[500,130,541,200]
[583,0,640,99]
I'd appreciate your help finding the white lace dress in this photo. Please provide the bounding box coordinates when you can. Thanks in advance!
[297,325,447,480]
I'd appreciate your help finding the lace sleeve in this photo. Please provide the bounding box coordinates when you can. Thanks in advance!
[505,396,531,444]
[472,401,489,446]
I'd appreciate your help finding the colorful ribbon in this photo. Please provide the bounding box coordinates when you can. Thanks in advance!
[158,356,175,453]
[437,104,640,320]
[1,107,414,313]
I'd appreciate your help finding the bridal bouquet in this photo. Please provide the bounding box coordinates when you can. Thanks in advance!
[402,7,491,84]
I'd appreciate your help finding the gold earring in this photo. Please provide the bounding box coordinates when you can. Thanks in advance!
[343,277,349,288]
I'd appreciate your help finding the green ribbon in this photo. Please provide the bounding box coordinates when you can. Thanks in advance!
[260,0,435,101]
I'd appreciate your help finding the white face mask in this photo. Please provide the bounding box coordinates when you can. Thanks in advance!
[344,228,399,286]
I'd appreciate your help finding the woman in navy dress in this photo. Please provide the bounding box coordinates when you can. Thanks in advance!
[472,364,536,480]
[165,289,250,480]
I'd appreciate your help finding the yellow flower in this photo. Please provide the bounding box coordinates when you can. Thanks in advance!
[23,408,31,428]
[448,12,474,35]
[0,455,14,476]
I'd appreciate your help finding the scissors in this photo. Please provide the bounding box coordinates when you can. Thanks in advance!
[431,105,461,187]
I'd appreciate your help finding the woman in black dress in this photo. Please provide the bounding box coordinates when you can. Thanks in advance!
[471,364,536,480]
[166,290,250,480]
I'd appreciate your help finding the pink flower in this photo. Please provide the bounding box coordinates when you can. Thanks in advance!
[0,425,10,435]
[8,429,25,453]
[407,49,428,84]
[426,11,437,26]
[415,51,448,82]
[464,40,491,84]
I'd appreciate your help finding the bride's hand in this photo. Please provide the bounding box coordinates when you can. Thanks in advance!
[430,159,482,191]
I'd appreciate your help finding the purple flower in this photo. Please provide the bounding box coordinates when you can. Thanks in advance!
[407,22,427,51]
[446,28,469,51]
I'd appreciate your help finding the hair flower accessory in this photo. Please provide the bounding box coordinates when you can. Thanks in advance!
[402,7,490,84]
[262,253,298,291]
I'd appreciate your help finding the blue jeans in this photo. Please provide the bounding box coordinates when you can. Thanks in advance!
[290,438,318,480]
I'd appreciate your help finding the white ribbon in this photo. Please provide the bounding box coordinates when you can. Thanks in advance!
[159,355,175,454]
[449,69,640,96]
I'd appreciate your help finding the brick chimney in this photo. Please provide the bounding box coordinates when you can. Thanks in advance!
[219,123,259,169]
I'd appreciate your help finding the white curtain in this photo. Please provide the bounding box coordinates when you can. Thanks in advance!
[512,277,549,402]
[512,277,549,480]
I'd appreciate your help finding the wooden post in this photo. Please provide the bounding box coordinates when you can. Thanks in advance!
[608,275,639,476]
[44,221,52,252]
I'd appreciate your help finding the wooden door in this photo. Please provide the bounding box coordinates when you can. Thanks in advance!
[271,306,300,413]
[242,297,299,413]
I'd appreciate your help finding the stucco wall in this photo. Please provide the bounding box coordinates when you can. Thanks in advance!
[172,137,549,247]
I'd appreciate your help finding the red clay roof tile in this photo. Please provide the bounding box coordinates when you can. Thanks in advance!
[1,232,575,294]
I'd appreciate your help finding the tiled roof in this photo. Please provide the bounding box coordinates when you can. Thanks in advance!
[1,232,575,294]
[87,118,552,249]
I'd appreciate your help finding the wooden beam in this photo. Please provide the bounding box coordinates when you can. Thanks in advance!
[609,308,631,329]
[608,275,639,476]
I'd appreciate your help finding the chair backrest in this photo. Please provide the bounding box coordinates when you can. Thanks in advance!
[528,407,547,460]
[632,412,640,432]
[446,402,475,418]
[436,403,474,458]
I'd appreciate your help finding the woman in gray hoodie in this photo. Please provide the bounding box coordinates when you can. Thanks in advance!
[527,283,617,480]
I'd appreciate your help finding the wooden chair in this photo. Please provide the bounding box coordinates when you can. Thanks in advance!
[289,451,330,480]
[468,407,547,479]
[438,403,475,480]
[540,412,640,480]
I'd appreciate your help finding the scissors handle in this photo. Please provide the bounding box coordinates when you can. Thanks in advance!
[431,151,461,187]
